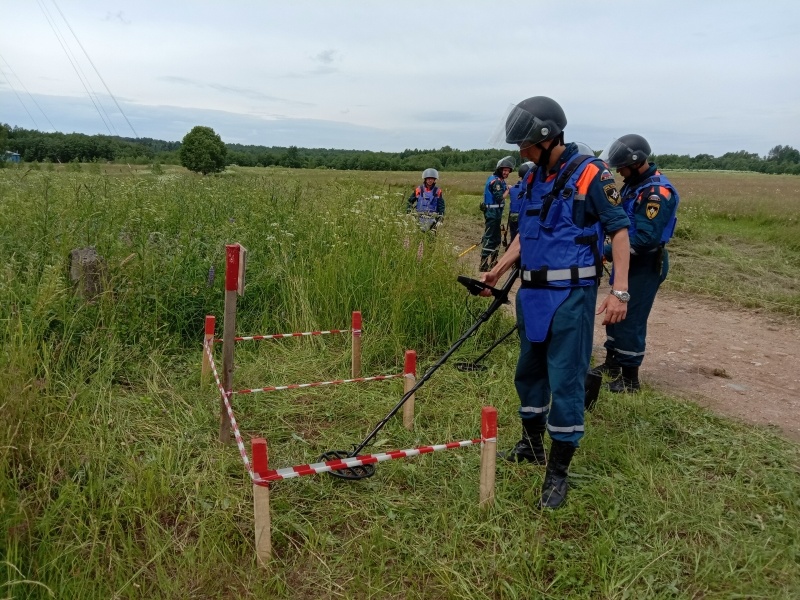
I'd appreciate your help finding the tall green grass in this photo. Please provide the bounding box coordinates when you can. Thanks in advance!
[2,167,799,599]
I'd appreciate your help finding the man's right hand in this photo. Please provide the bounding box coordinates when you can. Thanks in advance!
[479,272,499,297]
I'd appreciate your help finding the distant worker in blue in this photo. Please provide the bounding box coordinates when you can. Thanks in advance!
[481,96,631,509]
[507,161,534,242]
[479,156,514,271]
[594,134,680,392]
[407,168,445,232]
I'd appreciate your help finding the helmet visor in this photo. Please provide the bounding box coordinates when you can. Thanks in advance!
[488,103,555,149]
[600,138,640,168]
[574,142,595,157]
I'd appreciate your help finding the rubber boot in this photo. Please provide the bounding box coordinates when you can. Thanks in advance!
[539,440,576,509]
[584,369,602,411]
[498,418,547,465]
[608,366,641,393]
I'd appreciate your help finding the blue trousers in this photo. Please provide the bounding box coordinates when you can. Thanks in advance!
[605,250,669,367]
[514,285,598,446]
[480,207,503,268]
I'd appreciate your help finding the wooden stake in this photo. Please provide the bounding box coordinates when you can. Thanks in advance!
[201,315,215,387]
[252,438,271,566]
[351,311,362,378]
[220,244,240,443]
[479,406,497,508]
[402,350,417,430]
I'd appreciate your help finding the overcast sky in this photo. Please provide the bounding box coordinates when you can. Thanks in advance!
[1,0,799,156]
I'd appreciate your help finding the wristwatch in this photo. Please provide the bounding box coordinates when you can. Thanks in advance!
[611,289,631,302]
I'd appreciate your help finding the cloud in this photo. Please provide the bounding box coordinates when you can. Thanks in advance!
[158,76,314,107]
[104,11,131,25]
[1,88,795,157]
[413,110,486,124]
[314,50,337,65]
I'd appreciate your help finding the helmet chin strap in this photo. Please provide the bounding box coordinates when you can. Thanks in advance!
[623,161,647,184]
[533,135,561,169]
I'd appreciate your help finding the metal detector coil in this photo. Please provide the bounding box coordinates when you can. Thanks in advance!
[318,449,376,480]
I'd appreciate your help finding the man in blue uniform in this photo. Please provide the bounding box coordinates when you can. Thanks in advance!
[479,156,514,271]
[507,161,534,242]
[407,168,446,232]
[595,134,680,392]
[481,96,631,509]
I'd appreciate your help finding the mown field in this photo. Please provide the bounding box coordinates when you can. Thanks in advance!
[1,164,799,599]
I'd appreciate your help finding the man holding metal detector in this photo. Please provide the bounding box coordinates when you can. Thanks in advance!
[480,96,631,509]
[407,168,446,233]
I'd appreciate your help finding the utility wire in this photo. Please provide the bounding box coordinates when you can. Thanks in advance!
[0,52,58,132]
[50,0,139,138]
[36,0,116,136]
[0,64,40,130]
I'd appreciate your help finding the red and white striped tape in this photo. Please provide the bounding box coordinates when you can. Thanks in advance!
[205,340,256,480]
[205,338,494,487]
[232,373,406,395]
[214,329,349,343]
[254,437,495,484]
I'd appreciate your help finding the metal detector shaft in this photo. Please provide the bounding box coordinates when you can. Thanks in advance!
[471,323,518,365]
[349,267,519,456]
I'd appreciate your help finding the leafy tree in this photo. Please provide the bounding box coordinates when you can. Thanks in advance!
[0,123,8,154]
[179,126,227,174]
[767,145,800,164]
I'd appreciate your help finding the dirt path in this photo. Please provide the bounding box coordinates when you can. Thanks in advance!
[593,283,800,442]
[452,234,800,443]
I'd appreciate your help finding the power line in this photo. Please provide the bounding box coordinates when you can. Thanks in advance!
[36,0,116,135]
[0,52,58,132]
[0,64,41,130]
[50,0,139,138]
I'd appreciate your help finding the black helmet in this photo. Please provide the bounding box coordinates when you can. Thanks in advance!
[601,134,651,168]
[505,96,567,145]
[518,161,534,178]
[495,156,515,171]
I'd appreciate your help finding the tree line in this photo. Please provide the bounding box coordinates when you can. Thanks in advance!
[2,123,799,175]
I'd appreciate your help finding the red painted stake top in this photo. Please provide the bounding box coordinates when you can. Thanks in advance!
[205,315,216,336]
[351,311,362,336]
[225,244,241,291]
[481,406,498,439]
[404,350,417,376]
[252,438,269,477]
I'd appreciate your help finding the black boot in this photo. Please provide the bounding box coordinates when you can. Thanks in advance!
[539,440,576,509]
[584,369,602,411]
[608,366,641,393]
[498,418,547,465]
[593,352,621,378]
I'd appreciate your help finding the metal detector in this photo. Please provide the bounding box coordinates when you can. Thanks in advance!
[320,267,520,480]
[454,324,517,372]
